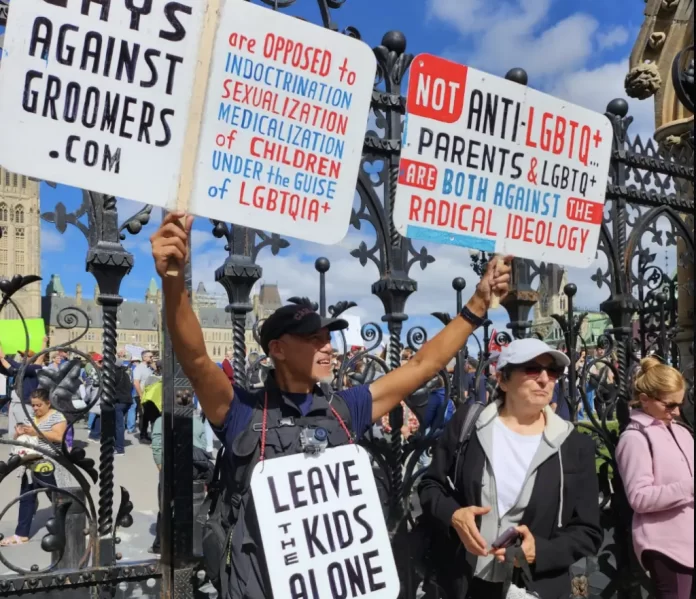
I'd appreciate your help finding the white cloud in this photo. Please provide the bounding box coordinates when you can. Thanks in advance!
[41,226,66,252]
[427,0,654,136]
[597,26,630,50]
[548,61,655,138]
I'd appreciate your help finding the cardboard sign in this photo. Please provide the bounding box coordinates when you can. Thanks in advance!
[250,445,398,598]
[395,54,613,268]
[0,318,45,355]
[188,0,376,244]
[0,0,206,205]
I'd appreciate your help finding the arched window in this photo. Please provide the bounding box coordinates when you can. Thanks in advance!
[0,203,7,221]
[14,206,24,224]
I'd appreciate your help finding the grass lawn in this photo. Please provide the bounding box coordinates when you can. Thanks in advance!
[577,420,619,475]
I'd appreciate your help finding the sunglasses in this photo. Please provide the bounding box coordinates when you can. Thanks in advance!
[658,399,682,411]
[514,362,565,380]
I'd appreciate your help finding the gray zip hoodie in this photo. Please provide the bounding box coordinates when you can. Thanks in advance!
[474,401,574,582]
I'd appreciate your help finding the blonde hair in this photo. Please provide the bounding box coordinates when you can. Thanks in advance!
[631,356,685,407]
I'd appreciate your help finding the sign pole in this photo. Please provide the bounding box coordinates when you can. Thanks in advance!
[165,0,222,278]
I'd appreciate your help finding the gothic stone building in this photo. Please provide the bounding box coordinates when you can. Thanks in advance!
[0,168,42,320]
[41,275,283,359]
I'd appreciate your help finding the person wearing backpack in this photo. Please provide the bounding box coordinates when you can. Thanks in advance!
[616,358,693,599]
[113,362,134,456]
[419,338,603,599]
[150,212,512,599]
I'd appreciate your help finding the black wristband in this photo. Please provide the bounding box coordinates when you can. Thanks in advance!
[460,305,486,328]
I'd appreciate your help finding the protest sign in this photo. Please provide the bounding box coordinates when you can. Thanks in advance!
[188,0,376,244]
[394,54,613,268]
[251,444,399,599]
[124,344,146,361]
[0,318,45,355]
[0,0,207,206]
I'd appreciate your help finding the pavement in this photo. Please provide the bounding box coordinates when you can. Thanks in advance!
[0,414,162,575]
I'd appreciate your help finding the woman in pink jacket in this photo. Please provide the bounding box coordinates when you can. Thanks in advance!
[616,357,694,599]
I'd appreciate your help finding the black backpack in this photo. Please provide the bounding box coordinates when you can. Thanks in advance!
[114,365,134,404]
[410,402,485,582]
[199,444,235,592]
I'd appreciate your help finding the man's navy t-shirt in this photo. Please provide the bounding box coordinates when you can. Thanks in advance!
[214,384,374,449]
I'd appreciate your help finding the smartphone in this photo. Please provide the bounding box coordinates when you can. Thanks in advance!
[491,527,520,550]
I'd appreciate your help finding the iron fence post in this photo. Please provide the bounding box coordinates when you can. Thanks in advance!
[160,211,195,597]
[565,284,578,413]
[212,222,289,388]
[600,99,644,599]
[453,277,467,403]
[315,258,330,318]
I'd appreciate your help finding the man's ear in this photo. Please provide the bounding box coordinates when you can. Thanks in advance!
[268,340,284,362]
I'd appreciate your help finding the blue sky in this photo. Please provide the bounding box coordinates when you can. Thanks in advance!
[6,0,675,349]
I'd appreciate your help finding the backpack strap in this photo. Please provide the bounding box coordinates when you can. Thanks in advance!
[625,422,653,458]
[502,541,541,598]
[453,402,485,489]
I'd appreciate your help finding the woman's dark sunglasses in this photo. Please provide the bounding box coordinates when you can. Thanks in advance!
[658,399,682,411]
[515,362,565,380]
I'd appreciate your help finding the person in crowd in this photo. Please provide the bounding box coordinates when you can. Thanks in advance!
[0,340,48,434]
[132,352,154,442]
[1,388,66,546]
[550,375,572,421]
[44,348,69,373]
[221,349,234,384]
[616,358,693,599]
[149,392,211,555]
[464,358,489,405]
[150,211,511,597]
[419,338,603,599]
[122,352,139,435]
[85,353,103,443]
[113,362,134,456]
[139,360,162,443]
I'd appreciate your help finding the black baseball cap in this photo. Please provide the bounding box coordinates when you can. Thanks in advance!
[260,305,348,354]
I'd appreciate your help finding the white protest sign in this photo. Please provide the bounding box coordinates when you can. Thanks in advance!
[124,344,145,361]
[188,0,376,244]
[331,313,363,350]
[0,0,208,205]
[394,54,613,268]
[251,444,398,598]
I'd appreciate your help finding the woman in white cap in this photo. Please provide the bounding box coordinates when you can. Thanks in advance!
[420,338,602,599]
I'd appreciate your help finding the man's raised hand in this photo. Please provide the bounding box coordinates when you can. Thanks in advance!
[472,255,513,310]
[150,212,194,279]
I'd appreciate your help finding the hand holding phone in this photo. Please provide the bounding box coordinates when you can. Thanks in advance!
[491,527,520,550]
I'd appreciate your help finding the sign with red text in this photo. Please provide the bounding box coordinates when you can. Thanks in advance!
[189,0,376,244]
[0,0,207,205]
[394,54,613,267]
[250,445,398,598]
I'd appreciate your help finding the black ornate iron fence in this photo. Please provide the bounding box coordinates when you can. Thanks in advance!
[0,1,693,597]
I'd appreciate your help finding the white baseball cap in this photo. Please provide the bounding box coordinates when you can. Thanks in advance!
[496,338,570,371]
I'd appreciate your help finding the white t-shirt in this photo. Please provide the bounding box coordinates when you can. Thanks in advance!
[491,417,543,517]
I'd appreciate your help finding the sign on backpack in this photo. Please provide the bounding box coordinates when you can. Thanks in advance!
[394,54,613,268]
[250,444,399,598]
